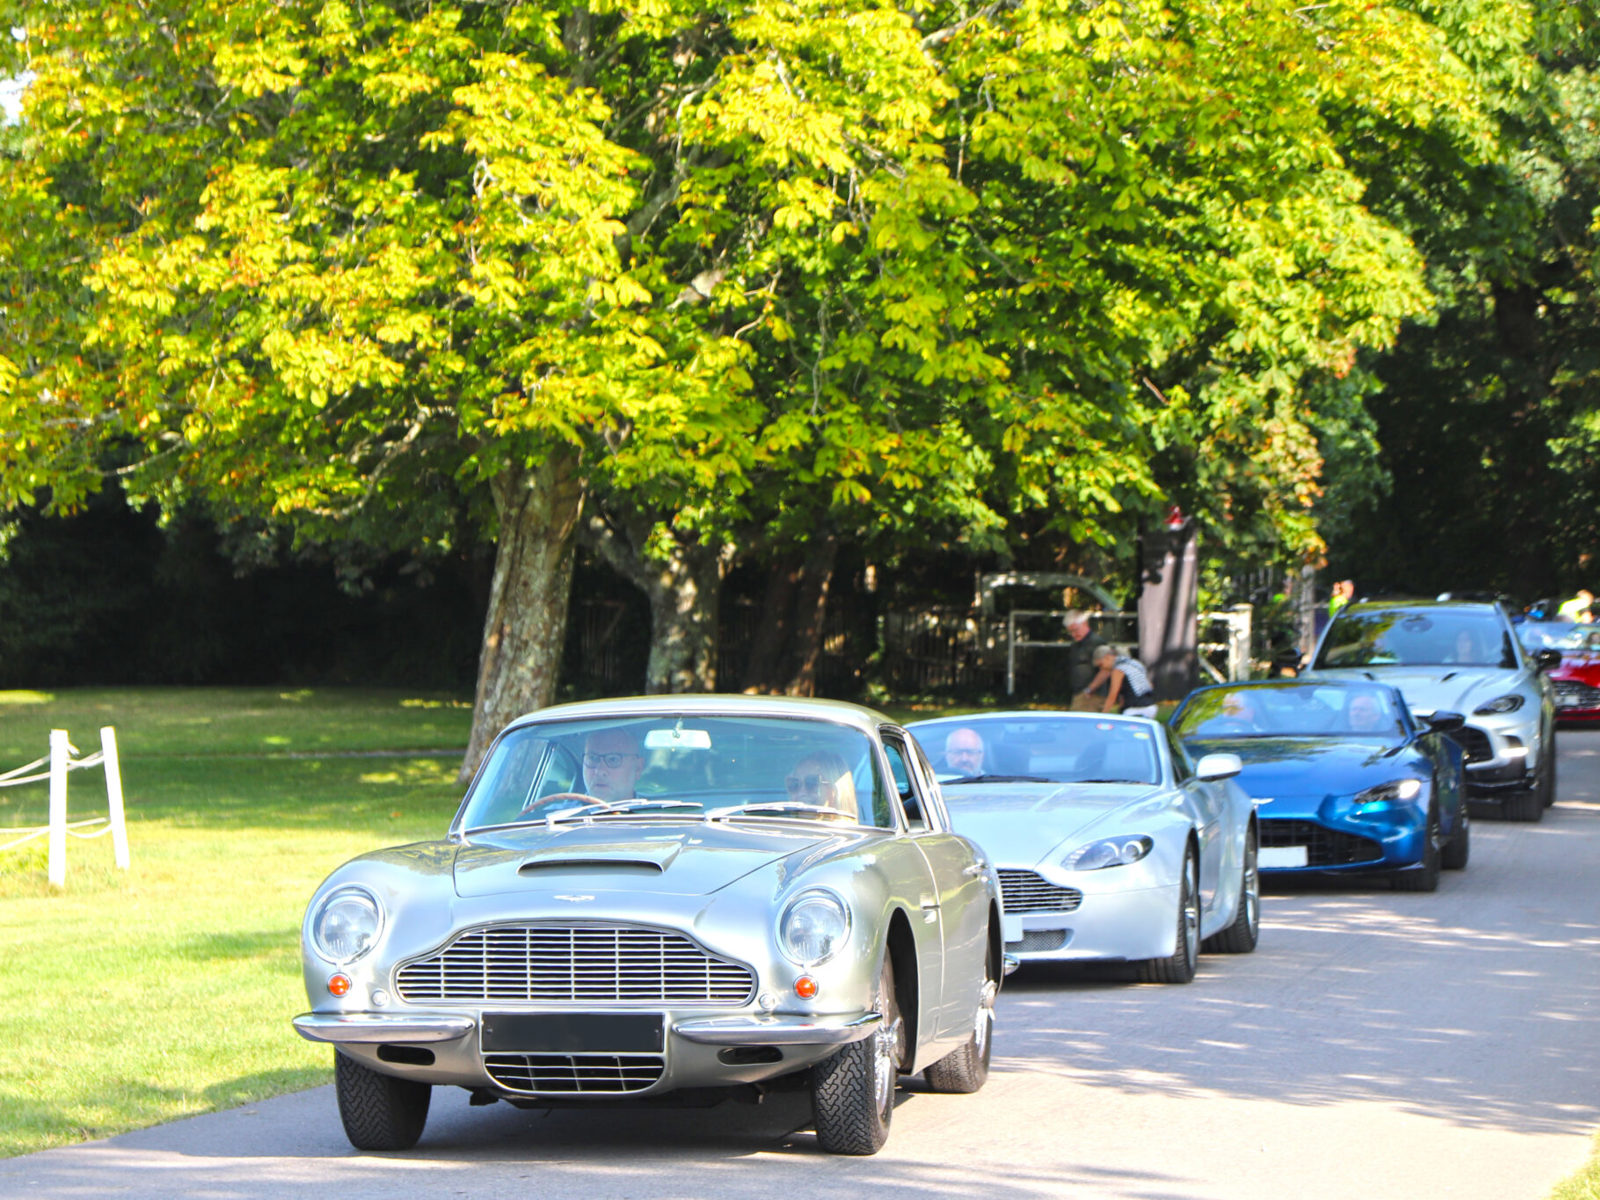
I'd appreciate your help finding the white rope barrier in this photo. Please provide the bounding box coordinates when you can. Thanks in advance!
[0,727,128,885]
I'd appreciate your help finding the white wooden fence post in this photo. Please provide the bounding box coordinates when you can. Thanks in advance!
[100,727,129,870]
[47,729,69,887]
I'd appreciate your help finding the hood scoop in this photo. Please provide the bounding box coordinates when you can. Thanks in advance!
[518,858,664,876]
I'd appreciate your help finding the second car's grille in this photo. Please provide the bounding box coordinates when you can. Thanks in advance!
[484,1052,664,1094]
[1554,680,1600,709]
[1446,725,1493,764]
[1261,819,1383,867]
[1006,930,1069,953]
[395,924,755,1005]
[998,869,1083,913]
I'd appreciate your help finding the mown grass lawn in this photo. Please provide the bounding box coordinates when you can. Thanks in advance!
[0,688,473,1158]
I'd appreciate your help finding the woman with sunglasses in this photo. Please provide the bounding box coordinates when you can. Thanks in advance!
[785,751,860,821]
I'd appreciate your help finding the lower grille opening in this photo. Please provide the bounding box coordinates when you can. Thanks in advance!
[485,1053,665,1095]
[718,1046,783,1066]
[1261,819,1383,867]
[377,1045,435,1067]
[1005,929,1069,953]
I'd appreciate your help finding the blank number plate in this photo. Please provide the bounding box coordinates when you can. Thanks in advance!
[1260,846,1308,869]
[480,1012,665,1054]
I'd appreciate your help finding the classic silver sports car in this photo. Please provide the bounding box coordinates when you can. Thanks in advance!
[294,697,1004,1155]
[907,712,1258,983]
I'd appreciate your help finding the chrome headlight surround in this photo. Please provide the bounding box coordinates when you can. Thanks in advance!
[778,888,852,968]
[310,885,385,964]
[1353,778,1423,813]
[1064,835,1154,871]
[1474,693,1525,715]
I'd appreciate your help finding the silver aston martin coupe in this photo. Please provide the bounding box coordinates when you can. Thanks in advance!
[294,696,1005,1155]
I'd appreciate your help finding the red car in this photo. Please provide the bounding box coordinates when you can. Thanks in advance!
[1518,622,1600,721]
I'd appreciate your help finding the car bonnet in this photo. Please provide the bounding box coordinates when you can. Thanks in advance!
[1312,666,1527,716]
[452,820,851,898]
[940,782,1165,867]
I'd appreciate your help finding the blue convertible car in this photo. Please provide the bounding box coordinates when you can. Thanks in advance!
[1171,680,1468,891]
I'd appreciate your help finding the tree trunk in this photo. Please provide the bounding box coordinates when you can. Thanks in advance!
[459,451,586,782]
[740,536,838,696]
[784,535,838,696]
[585,511,725,694]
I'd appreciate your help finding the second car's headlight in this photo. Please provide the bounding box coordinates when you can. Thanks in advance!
[1474,694,1525,715]
[1065,835,1154,871]
[1353,778,1423,812]
[310,886,384,963]
[779,890,851,967]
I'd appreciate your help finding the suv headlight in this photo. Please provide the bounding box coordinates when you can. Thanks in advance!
[310,886,384,964]
[1474,694,1525,715]
[1065,835,1154,871]
[779,890,851,967]
[1354,778,1423,812]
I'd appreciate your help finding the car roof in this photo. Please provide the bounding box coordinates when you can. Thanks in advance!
[503,694,895,738]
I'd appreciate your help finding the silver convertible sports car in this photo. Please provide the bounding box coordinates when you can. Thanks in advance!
[906,712,1258,983]
[294,697,1004,1156]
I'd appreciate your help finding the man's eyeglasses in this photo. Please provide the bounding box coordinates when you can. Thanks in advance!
[785,773,833,796]
[583,752,638,769]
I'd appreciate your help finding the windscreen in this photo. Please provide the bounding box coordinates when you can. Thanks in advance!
[460,715,894,830]
[907,716,1161,786]
[1518,622,1600,653]
[1173,683,1405,740]
[1315,608,1516,669]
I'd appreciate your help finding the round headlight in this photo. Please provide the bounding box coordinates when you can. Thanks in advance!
[779,890,851,967]
[311,886,384,963]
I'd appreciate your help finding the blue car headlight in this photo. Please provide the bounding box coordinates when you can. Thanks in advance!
[1353,778,1423,814]
[1065,835,1154,871]
[1474,694,1525,715]
[310,886,384,964]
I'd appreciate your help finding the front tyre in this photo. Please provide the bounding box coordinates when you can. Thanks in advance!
[1441,805,1470,871]
[812,956,900,1155]
[1204,827,1260,954]
[335,1051,431,1151]
[924,941,997,1094]
[1391,805,1441,892]
[1137,847,1199,984]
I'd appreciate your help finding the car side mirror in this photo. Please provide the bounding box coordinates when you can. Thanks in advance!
[1535,648,1563,672]
[1426,710,1466,734]
[1194,752,1242,782]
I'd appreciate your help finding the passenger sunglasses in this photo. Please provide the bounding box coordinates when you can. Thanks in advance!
[785,773,833,796]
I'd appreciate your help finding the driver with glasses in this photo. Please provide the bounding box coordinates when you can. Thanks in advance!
[582,728,645,802]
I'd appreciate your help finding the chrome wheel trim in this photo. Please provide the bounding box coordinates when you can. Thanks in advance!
[874,1015,901,1115]
[1182,860,1200,968]
[1243,840,1261,937]
[974,978,998,1058]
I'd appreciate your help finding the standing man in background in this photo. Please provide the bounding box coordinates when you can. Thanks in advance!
[1064,610,1108,710]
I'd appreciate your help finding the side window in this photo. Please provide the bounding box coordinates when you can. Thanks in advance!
[1165,728,1194,783]
[880,736,928,831]
[908,738,952,832]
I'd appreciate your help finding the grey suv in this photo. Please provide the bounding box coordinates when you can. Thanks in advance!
[1309,599,1557,821]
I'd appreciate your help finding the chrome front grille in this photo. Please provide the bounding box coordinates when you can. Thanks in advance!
[395,924,755,1005]
[998,869,1083,914]
[484,1053,664,1094]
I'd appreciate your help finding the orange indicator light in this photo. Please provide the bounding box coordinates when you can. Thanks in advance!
[794,975,819,999]
[327,973,352,997]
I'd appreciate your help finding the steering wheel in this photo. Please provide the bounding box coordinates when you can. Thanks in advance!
[521,791,609,815]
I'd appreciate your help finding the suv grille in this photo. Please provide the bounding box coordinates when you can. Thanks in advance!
[395,924,755,1005]
[1554,680,1600,710]
[1261,819,1382,867]
[998,869,1083,913]
[484,1053,664,1094]
[1446,725,1493,764]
